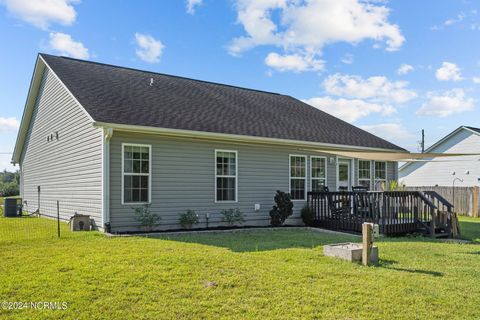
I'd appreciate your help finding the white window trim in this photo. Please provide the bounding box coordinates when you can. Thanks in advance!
[214,149,238,203]
[289,154,307,201]
[310,156,327,191]
[358,160,372,190]
[374,160,388,189]
[121,143,152,205]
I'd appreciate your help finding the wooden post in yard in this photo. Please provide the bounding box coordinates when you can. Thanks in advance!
[362,223,373,266]
[472,186,479,218]
[57,200,60,238]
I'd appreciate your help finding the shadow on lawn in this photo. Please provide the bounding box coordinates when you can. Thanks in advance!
[377,259,443,277]
[155,229,359,252]
[152,226,476,253]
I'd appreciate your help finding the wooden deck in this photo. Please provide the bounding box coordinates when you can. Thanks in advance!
[308,191,454,236]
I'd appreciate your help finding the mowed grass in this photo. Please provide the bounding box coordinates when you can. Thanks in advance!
[0,217,480,319]
[459,216,480,243]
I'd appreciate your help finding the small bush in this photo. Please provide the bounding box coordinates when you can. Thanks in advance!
[301,204,314,227]
[221,208,245,226]
[133,204,160,231]
[179,209,199,229]
[269,190,293,226]
[0,181,19,197]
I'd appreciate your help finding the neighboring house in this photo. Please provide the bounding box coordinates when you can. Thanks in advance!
[12,54,404,232]
[400,126,480,187]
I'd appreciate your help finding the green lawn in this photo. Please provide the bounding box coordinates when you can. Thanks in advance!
[0,217,479,319]
[459,216,480,243]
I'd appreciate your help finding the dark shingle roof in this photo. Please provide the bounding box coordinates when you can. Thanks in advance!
[465,126,480,134]
[40,54,405,151]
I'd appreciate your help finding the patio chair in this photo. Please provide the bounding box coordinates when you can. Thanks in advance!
[327,193,352,220]
[354,191,373,222]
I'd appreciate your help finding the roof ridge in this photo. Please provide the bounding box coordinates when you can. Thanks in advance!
[39,53,281,96]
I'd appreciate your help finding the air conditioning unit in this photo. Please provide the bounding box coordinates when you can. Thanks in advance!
[69,213,91,231]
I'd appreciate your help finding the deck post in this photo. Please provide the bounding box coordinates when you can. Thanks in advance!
[430,207,436,238]
[362,223,373,266]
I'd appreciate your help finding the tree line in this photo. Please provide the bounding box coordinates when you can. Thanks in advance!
[0,170,20,197]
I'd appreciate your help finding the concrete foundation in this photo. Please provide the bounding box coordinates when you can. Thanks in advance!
[323,242,378,263]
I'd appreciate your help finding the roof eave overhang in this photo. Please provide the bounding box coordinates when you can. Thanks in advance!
[93,121,407,153]
[11,55,46,165]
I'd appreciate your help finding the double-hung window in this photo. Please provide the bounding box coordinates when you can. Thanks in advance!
[358,160,371,190]
[374,161,387,190]
[215,150,237,202]
[122,144,151,204]
[310,156,326,191]
[290,155,307,200]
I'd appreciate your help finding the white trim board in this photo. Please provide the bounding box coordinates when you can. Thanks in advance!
[93,122,406,154]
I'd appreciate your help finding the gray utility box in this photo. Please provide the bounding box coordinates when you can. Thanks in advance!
[4,198,21,217]
[69,214,91,231]
[323,243,378,263]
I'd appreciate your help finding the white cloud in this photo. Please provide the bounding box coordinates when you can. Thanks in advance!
[303,96,395,123]
[134,33,165,64]
[264,52,324,72]
[444,12,465,26]
[0,155,17,172]
[186,0,202,14]
[49,32,89,59]
[322,73,417,104]
[1,0,79,30]
[431,12,466,30]
[397,63,414,75]
[435,62,463,81]
[0,117,20,132]
[417,89,474,117]
[340,53,354,65]
[472,77,480,84]
[359,123,414,141]
[229,0,404,72]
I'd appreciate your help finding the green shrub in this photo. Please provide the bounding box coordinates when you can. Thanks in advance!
[300,204,315,227]
[221,208,245,226]
[133,204,160,231]
[269,190,293,226]
[0,181,19,197]
[179,209,199,229]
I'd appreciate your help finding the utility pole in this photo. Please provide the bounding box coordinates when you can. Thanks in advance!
[421,129,425,153]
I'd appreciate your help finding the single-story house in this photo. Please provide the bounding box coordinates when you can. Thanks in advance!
[400,126,480,187]
[12,54,405,232]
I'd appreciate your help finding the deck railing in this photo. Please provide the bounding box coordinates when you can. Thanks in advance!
[307,191,450,236]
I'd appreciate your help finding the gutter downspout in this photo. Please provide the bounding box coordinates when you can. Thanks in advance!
[102,127,113,232]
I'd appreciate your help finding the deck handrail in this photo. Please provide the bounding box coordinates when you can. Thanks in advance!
[411,191,437,210]
[422,191,453,210]
[307,190,447,237]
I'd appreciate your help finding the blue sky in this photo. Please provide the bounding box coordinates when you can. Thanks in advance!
[1,0,480,171]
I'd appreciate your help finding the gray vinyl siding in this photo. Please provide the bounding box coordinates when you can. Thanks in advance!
[109,132,398,232]
[20,67,103,227]
[387,161,397,184]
